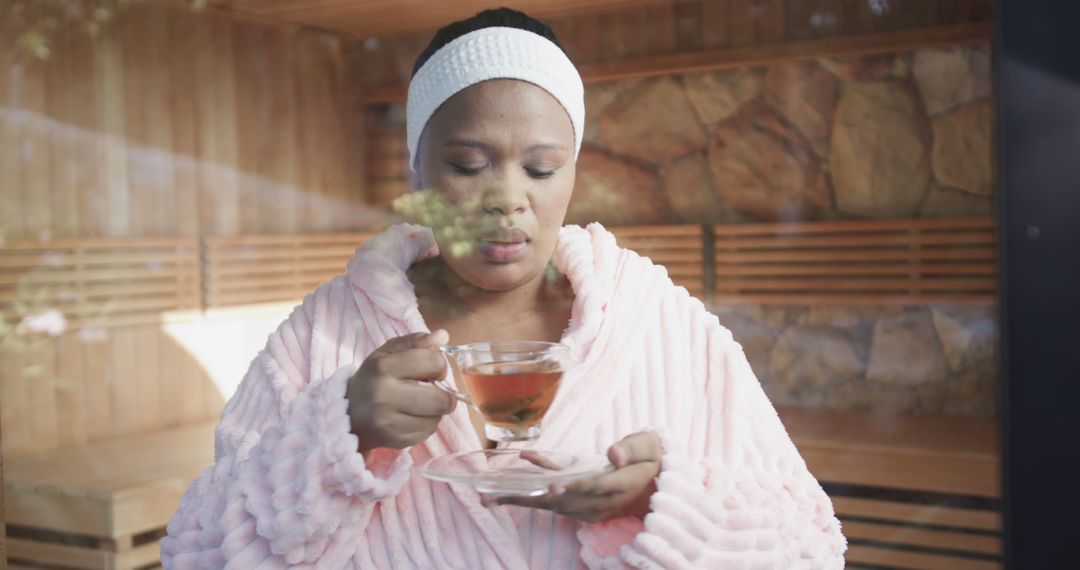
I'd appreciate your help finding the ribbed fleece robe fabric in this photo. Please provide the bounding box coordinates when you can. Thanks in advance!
[161,223,846,569]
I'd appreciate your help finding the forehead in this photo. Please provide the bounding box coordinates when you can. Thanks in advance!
[424,79,574,140]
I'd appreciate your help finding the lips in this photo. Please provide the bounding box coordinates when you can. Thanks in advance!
[479,228,530,245]
[477,228,530,263]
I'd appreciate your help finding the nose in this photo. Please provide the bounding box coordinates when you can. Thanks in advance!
[481,182,529,216]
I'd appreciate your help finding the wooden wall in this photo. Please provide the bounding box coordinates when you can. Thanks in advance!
[0,1,371,242]
[0,2,373,459]
[358,0,994,88]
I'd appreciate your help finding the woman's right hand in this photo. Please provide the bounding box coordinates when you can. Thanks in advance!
[346,330,456,454]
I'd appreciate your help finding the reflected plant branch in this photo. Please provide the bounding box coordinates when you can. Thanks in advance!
[4,0,207,62]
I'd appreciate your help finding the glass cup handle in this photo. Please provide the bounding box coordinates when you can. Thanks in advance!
[435,345,479,412]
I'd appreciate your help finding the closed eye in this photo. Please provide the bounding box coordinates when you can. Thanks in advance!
[449,163,484,176]
[525,167,556,179]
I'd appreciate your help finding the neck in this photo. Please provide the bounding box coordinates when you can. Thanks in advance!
[426,258,559,324]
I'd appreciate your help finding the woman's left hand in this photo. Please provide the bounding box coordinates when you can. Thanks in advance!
[485,432,662,523]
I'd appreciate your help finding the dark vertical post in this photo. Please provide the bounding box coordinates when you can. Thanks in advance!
[998,1,1080,566]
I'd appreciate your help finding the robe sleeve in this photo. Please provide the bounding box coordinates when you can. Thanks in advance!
[160,293,412,569]
[578,315,847,569]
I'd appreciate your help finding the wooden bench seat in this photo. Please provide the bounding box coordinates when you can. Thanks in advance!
[4,422,216,569]
[778,406,1002,569]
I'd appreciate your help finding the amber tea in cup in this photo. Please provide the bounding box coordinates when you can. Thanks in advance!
[438,341,570,442]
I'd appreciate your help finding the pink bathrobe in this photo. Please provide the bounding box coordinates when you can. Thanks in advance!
[161,223,846,569]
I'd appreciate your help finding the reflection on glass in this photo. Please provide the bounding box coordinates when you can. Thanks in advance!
[1,1,999,568]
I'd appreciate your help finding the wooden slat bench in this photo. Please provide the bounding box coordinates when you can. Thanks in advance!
[203,232,374,308]
[610,225,706,298]
[714,218,996,305]
[0,237,201,329]
[778,406,1001,569]
[4,421,216,569]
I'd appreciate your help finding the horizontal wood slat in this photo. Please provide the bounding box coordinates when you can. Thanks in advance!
[1,238,201,329]
[202,232,375,308]
[832,497,1002,532]
[611,225,706,296]
[846,545,1001,570]
[714,218,996,304]
[780,406,1001,569]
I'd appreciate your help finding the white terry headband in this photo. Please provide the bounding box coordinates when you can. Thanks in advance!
[406,26,585,172]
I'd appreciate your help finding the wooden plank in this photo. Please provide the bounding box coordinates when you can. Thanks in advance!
[365,22,992,103]
[47,27,81,239]
[714,233,995,249]
[204,232,373,246]
[146,5,178,236]
[701,0,732,49]
[196,15,240,235]
[206,258,349,276]
[0,250,197,269]
[204,245,358,261]
[235,20,265,235]
[122,7,153,238]
[714,217,994,235]
[26,338,60,454]
[133,324,161,433]
[832,497,1002,532]
[845,544,1000,570]
[610,225,702,237]
[96,25,131,238]
[81,329,113,445]
[1,341,34,458]
[713,293,996,305]
[54,333,88,450]
[0,267,195,286]
[206,288,314,307]
[19,55,52,240]
[785,0,845,40]
[207,273,340,293]
[170,7,202,237]
[0,27,21,240]
[114,540,162,569]
[843,519,1001,555]
[263,28,299,234]
[713,278,994,291]
[714,248,996,263]
[0,236,199,250]
[5,421,215,494]
[6,537,111,569]
[672,1,704,52]
[0,281,198,303]
[4,490,111,536]
[715,263,996,277]
[796,439,999,497]
[108,327,140,437]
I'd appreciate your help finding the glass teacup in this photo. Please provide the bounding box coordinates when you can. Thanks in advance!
[437,341,571,442]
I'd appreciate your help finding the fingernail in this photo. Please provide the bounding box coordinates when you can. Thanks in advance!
[430,329,450,344]
[550,484,566,496]
[610,445,626,466]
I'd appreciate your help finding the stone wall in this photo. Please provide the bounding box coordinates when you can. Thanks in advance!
[568,45,998,420]
[716,303,998,419]
[368,45,998,419]
[566,45,994,226]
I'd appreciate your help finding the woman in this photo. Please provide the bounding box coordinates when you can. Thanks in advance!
[162,8,845,569]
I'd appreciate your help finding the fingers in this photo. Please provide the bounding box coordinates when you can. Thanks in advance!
[376,347,448,382]
[607,432,662,468]
[374,330,449,356]
[394,382,456,417]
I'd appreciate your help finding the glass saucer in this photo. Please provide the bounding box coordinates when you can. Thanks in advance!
[419,449,613,497]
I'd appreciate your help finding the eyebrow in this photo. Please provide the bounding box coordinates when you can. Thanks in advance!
[442,139,567,152]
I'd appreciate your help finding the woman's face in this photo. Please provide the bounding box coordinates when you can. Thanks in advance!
[415,79,577,292]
